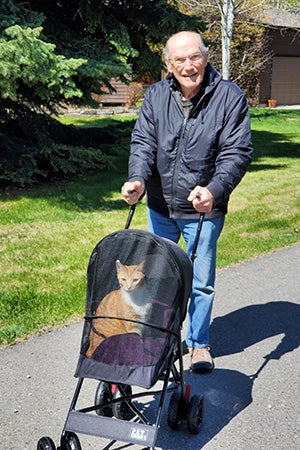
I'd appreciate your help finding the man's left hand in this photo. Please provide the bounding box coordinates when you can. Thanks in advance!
[187,186,214,213]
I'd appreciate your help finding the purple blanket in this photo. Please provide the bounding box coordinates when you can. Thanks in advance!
[92,333,168,366]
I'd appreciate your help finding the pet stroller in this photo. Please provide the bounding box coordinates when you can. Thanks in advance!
[37,207,205,450]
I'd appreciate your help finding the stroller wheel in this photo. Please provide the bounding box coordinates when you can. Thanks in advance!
[95,381,113,416]
[37,436,56,450]
[187,394,204,434]
[112,384,132,420]
[60,432,82,450]
[167,392,183,430]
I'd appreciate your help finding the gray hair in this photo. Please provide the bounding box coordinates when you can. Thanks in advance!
[163,31,209,60]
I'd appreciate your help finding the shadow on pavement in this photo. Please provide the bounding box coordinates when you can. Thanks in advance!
[153,300,300,449]
[210,301,300,361]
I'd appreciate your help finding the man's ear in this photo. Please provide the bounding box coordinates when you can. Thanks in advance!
[166,60,173,73]
[204,56,209,68]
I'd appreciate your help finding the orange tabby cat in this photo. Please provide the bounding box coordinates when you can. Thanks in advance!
[86,259,150,358]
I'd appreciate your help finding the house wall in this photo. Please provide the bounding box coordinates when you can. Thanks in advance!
[92,79,132,106]
[259,28,300,105]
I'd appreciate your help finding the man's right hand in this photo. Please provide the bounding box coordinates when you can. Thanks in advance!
[121,181,145,205]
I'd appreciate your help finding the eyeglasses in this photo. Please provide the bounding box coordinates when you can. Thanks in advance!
[169,53,203,67]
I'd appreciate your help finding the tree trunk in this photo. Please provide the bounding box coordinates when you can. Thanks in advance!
[220,0,235,79]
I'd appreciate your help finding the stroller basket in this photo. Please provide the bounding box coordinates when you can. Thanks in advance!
[75,228,193,389]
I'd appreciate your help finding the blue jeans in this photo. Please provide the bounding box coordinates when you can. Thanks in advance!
[147,208,225,349]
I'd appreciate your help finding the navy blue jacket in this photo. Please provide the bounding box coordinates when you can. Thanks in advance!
[128,63,253,219]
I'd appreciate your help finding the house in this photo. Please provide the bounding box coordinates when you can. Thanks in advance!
[259,8,300,106]
[94,8,300,108]
[92,78,132,107]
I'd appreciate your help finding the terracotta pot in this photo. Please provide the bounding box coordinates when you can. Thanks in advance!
[267,99,277,108]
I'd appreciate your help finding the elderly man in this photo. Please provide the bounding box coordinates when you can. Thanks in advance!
[121,31,253,373]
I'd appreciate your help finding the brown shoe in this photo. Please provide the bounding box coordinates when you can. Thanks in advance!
[190,347,214,373]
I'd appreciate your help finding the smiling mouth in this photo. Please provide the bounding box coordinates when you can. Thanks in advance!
[183,73,198,79]
[183,70,198,76]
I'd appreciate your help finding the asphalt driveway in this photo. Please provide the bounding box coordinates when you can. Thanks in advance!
[1,243,299,450]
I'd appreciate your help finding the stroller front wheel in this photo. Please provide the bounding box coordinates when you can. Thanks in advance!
[60,432,82,450]
[37,436,56,450]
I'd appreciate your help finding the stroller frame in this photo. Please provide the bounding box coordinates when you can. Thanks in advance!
[61,329,187,449]
[37,207,205,450]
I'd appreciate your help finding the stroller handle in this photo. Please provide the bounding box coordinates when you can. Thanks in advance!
[124,204,136,229]
[191,213,205,263]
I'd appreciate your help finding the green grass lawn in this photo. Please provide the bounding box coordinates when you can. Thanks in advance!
[219,108,300,265]
[0,108,299,346]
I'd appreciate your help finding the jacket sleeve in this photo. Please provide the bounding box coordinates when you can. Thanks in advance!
[127,87,158,185]
[206,88,253,206]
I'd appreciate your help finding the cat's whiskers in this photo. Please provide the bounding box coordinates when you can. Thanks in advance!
[123,287,150,314]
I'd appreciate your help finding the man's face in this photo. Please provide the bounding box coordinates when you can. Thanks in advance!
[166,33,208,99]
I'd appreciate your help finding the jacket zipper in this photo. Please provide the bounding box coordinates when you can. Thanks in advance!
[170,116,188,214]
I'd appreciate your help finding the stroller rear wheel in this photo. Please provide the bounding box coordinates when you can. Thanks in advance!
[167,392,183,430]
[37,436,56,450]
[95,381,113,416]
[187,394,204,434]
[112,384,132,419]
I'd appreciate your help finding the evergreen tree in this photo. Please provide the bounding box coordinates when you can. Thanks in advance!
[0,0,203,117]
[0,0,203,186]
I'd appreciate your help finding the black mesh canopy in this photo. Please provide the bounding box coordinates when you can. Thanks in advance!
[75,229,193,388]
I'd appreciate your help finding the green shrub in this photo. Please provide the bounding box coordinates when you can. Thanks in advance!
[0,110,135,186]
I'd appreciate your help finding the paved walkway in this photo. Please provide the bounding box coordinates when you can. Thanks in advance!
[1,244,299,450]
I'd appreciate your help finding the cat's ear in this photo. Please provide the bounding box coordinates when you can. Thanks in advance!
[116,260,123,272]
[138,260,146,273]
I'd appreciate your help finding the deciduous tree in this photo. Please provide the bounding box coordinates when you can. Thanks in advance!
[178,0,270,103]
